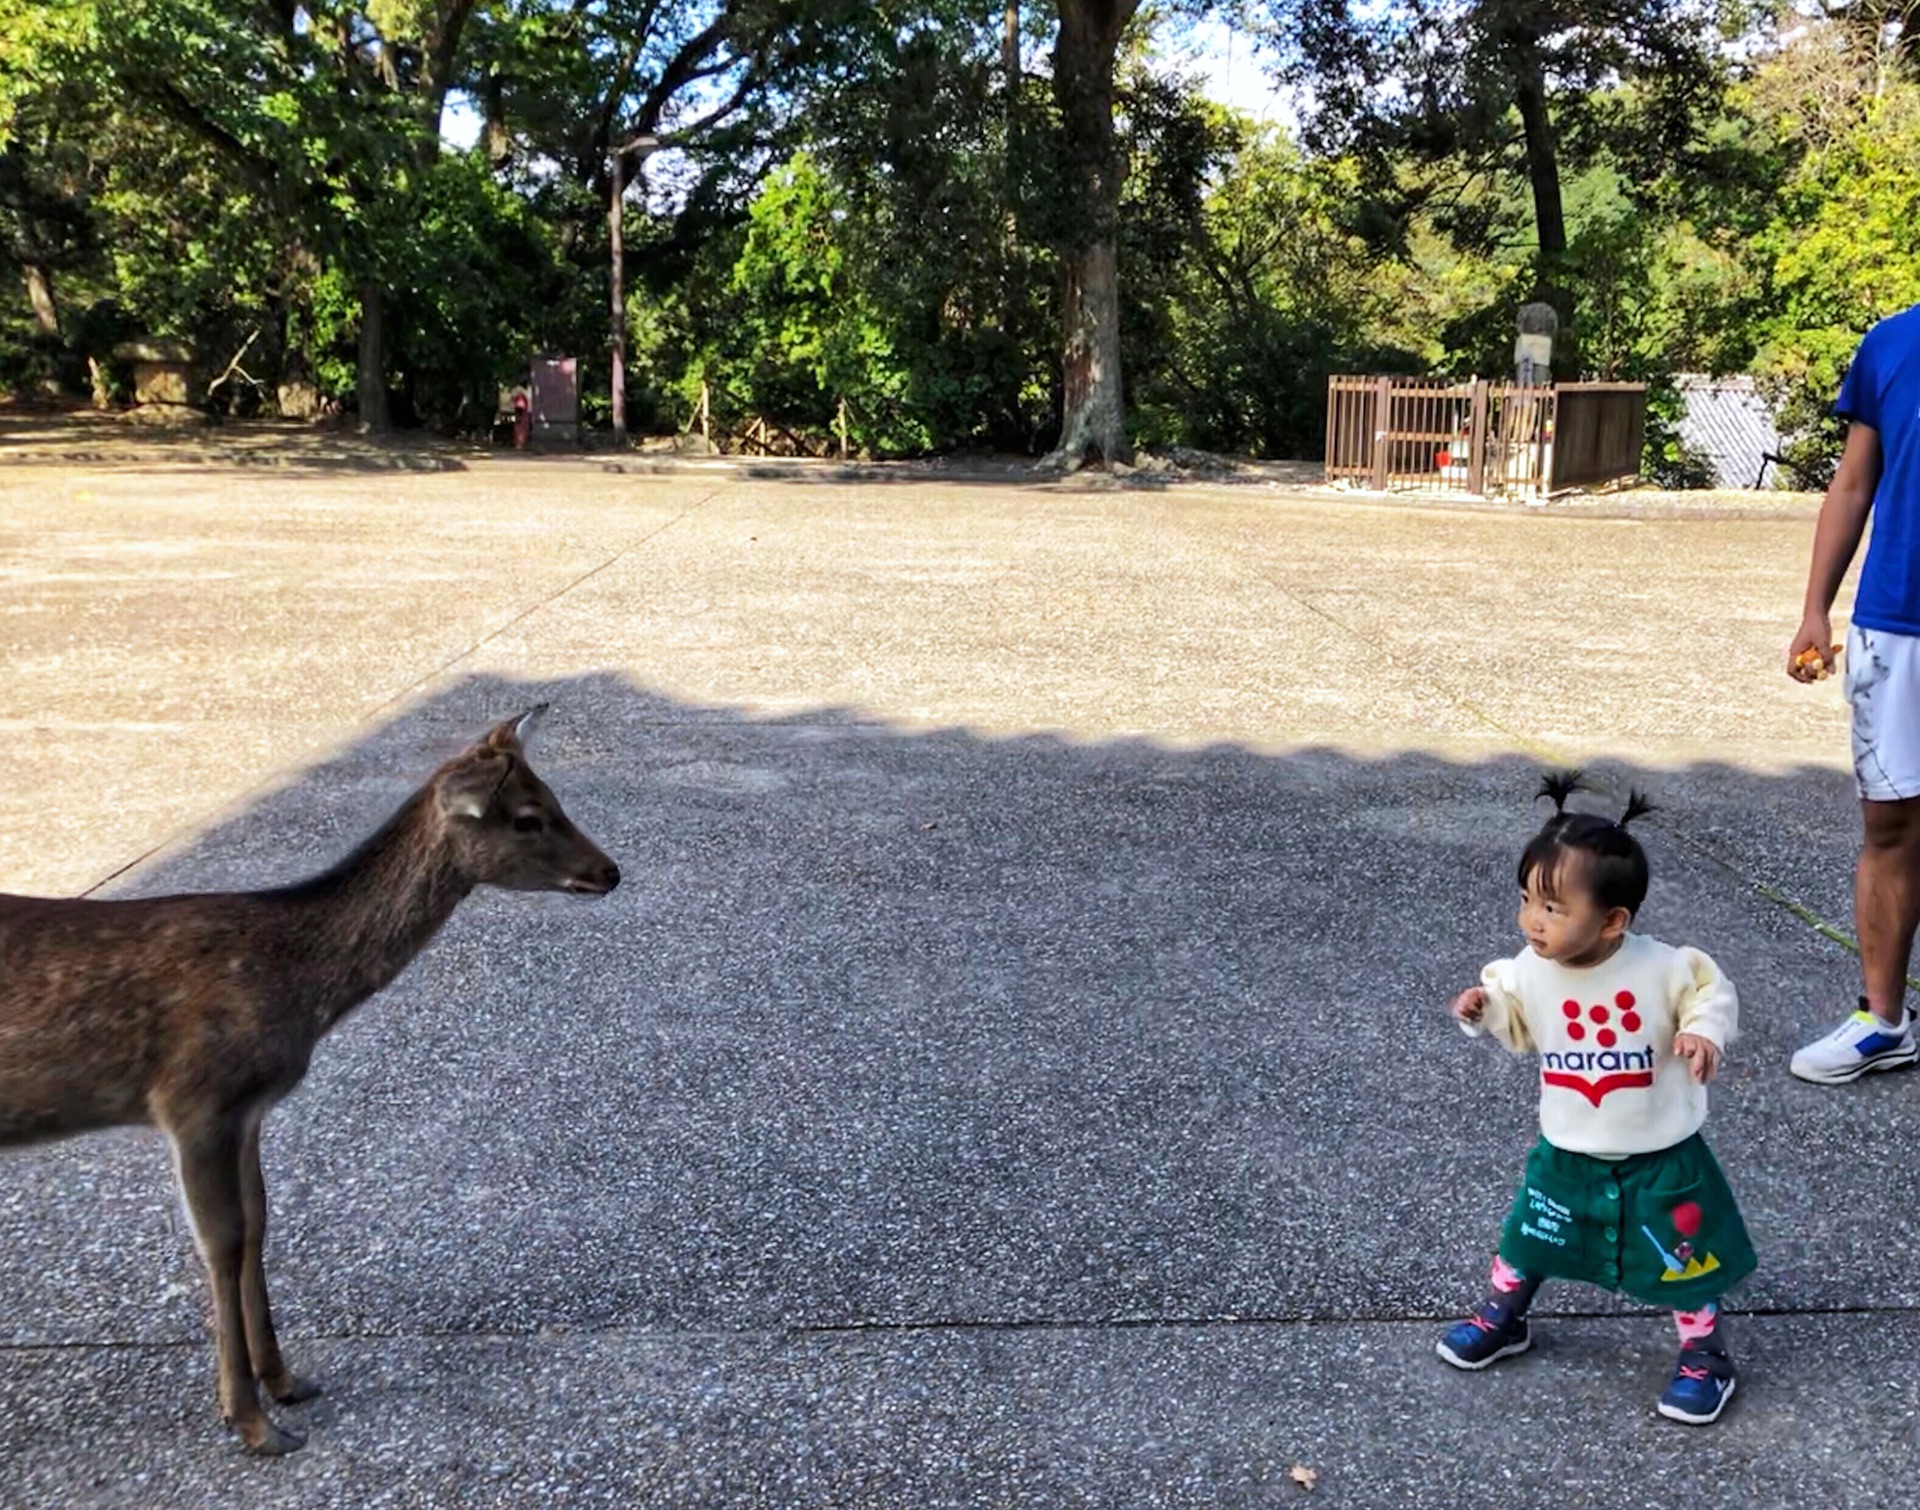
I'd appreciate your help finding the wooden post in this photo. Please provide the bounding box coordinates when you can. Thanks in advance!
[1323,377,1337,482]
[1542,387,1558,492]
[1466,378,1489,496]
[1370,375,1392,490]
[837,396,849,459]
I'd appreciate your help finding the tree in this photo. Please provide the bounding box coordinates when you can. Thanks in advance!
[470,2,885,443]
[805,4,1055,450]
[1750,17,1920,482]
[1265,1,1728,335]
[1124,110,1403,458]
[1042,0,1141,468]
[82,2,486,430]
[1822,1,1920,82]
[0,0,103,349]
[299,3,483,431]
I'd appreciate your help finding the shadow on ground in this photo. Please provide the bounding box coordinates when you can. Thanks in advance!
[0,673,1911,1505]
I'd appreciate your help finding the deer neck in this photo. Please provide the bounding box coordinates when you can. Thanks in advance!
[285,791,475,1032]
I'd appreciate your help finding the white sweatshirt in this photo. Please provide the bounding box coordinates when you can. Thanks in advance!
[1461,932,1738,1159]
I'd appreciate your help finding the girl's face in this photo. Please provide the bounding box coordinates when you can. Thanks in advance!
[1518,859,1630,966]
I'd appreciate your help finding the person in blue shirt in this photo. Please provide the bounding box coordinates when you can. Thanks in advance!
[1788,302,1920,1084]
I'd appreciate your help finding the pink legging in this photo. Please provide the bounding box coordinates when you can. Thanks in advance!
[1491,1256,1718,1342]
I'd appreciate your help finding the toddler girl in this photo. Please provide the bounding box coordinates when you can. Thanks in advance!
[1438,773,1755,1425]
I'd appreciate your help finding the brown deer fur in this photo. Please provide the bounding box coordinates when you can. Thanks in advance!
[0,708,618,1454]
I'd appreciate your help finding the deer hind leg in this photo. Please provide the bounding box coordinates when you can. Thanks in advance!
[239,1113,321,1405]
[172,1118,304,1455]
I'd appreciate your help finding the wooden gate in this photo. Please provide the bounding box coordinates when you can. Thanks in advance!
[1325,376,1644,498]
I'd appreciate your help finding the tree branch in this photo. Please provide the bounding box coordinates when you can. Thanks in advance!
[206,328,264,398]
[150,80,274,182]
[633,15,735,135]
[424,1,481,114]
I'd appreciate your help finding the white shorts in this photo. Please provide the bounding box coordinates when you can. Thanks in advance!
[1847,624,1920,800]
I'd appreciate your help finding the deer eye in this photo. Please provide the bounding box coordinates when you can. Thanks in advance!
[512,813,545,833]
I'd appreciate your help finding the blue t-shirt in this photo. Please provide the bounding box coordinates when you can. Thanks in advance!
[1841,303,1920,634]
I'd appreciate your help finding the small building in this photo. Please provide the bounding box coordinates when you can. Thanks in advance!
[1675,375,1787,490]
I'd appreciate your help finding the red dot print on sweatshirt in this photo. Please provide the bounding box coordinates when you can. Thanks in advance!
[1563,1000,1581,1020]
[1614,990,1642,1034]
[1567,1022,1586,1041]
[1598,1029,1617,1048]
[1621,1010,1642,1033]
[1589,1004,1610,1025]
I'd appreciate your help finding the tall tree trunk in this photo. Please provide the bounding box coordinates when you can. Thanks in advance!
[1055,242,1125,467]
[1509,40,1567,265]
[356,283,389,433]
[420,0,479,149]
[606,134,657,449]
[1043,0,1137,470]
[483,70,513,166]
[609,148,629,448]
[23,262,60,336]
[1001,2,1023,338]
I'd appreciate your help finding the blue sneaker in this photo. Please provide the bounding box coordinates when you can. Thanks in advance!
[1436,1297,1531,1370]
[1657,1346,1737,1425]
[1790,1001,1918,1085]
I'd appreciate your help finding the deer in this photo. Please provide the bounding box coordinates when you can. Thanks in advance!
[0,707,619,1455]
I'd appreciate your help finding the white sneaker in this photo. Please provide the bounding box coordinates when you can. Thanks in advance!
[1789,1002,1919,1085]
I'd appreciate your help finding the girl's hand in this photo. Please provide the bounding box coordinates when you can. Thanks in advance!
[1674,1032,1721,1083]
[1450,987,1487,1024]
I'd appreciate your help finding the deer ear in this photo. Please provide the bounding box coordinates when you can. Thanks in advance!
[483,704,547,754]
[438,752,509,819]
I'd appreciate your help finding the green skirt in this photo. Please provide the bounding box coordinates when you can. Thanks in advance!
[1497,1132,1756,1309]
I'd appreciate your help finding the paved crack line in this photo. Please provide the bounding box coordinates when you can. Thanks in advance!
[0,1299,1906,1358]
[79,487,728,898]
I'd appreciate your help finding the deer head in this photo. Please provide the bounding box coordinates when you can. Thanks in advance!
[433,706,620,895]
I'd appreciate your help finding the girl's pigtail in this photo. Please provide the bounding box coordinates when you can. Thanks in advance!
[1618,790,1657,829]
[1537,769,1587,813]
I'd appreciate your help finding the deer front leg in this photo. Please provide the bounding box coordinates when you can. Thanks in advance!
[173,1120,304,1455]
[240,1114,321,1405]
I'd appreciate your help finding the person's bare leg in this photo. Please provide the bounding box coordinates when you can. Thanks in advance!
[1856,797,1920,1024]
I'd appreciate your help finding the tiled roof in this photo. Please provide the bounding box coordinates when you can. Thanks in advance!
[1676,375,1787,489]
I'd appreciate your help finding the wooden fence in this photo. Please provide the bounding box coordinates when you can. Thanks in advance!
[1324,376,1646,498]
[682,380,858,458]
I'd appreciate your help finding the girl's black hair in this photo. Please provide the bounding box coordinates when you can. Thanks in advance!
[1516,770,1655,915]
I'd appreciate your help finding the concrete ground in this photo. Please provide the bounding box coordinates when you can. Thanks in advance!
[0,422,1910,1506]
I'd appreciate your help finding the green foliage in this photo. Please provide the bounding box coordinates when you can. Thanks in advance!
[674,144,1036,457]
[1124,103,1407,457]
[390,155,566,426]
[703,154,925,451]
[1757,78,1920,484]
[649,8,1062,457]
[0,1,99,149]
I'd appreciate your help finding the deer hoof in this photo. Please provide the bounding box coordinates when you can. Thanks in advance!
[238,1416,306,1456]
[265,1371,323,1405]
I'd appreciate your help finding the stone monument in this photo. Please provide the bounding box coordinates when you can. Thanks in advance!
[1515,302,1557,388]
